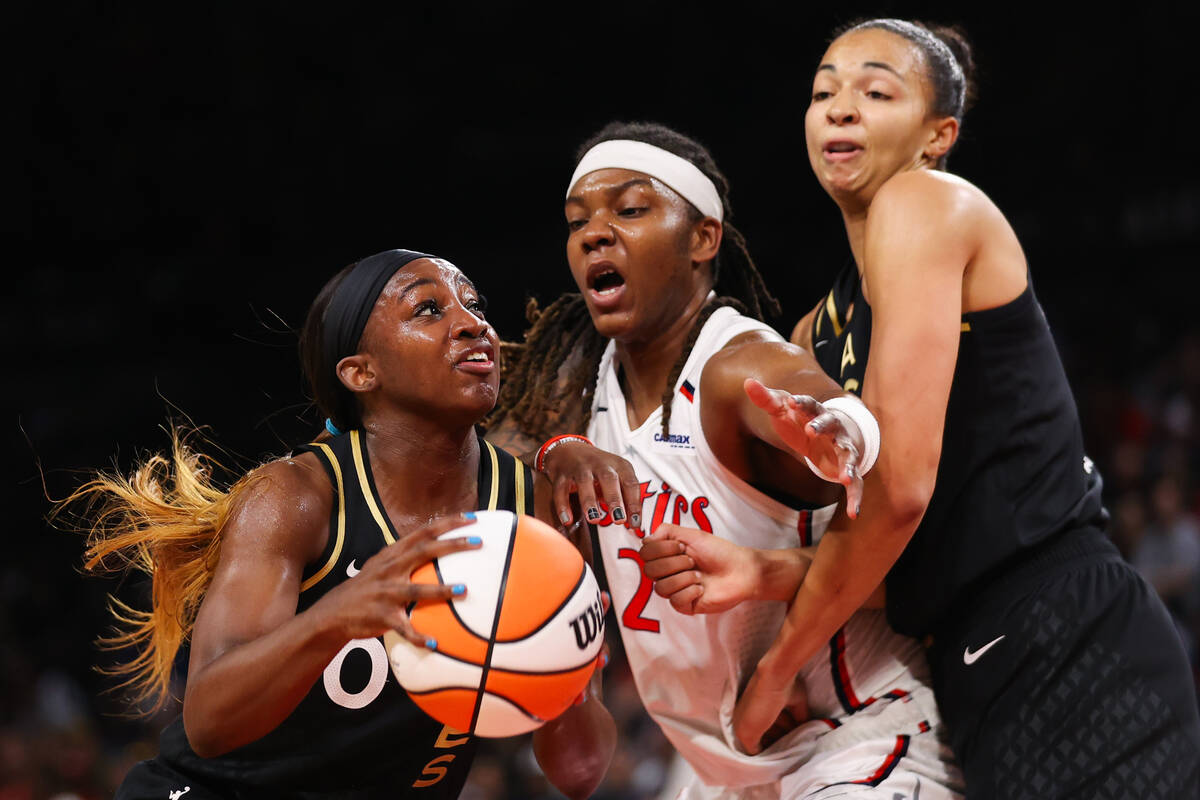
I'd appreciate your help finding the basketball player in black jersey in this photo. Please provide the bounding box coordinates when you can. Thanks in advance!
[643,19,1200,799]
[72,250,615,799]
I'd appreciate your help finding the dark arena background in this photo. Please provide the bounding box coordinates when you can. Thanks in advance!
[11,2,1200,797]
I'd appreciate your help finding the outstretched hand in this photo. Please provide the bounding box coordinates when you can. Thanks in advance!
[744,379,864,517]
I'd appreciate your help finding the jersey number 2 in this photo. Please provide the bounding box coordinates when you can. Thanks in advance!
[617,548,660,633]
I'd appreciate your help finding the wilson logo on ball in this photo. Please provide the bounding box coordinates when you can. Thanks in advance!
[569,591,605,650]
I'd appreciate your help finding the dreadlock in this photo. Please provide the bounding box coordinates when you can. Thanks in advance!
[486,121,780,442]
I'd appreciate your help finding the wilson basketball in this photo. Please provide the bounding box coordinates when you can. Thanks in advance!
[384,510,605,737]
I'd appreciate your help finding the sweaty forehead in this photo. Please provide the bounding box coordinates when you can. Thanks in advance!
[566,168,675,207]
[379,258,473,298]
[568,168,660,196]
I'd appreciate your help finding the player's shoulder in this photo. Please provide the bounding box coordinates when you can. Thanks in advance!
[707,329,780,373]
[871,169,993,224]
[223,452,332,545]
[868,171,1001,265]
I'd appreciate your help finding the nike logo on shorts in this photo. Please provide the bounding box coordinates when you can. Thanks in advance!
[346,560,361,577]
[963,634,1005,665]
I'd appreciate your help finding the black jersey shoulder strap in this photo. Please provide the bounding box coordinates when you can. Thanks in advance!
[478,437,535,516]
[292,437,349,593]
[812,260,860,343]
[292,434,535,593]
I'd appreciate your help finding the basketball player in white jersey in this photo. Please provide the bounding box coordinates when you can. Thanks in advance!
[489,122,962,799]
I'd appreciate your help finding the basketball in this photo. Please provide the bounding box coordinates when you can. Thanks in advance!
[384,510,605,737]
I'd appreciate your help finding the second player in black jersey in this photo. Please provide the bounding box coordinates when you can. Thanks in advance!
[643,19,1200,799]
[767,20,1199,799]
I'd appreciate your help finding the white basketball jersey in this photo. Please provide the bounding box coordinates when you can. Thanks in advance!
[588,307,937,789]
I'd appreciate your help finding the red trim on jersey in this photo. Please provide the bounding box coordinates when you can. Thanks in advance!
[830,629,911,715]
[848,735,910,786]
[830,628,862,713]
[796,510,812,547]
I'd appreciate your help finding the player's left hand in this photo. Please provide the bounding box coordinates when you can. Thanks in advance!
[760,674,809,750]
[744,378,865,518]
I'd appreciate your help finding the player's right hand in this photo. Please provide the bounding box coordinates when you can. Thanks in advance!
[743,378,865,518]
[540,439,642,533]
[321,513,482,648]
[639,524,761,615]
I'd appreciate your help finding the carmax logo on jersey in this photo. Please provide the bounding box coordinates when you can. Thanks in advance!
[653,432,692,447]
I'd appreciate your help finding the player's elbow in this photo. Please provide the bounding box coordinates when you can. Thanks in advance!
[182,713,225,759]
[882,480,934,533]
[182,700,241,759]
[534,701,617,800]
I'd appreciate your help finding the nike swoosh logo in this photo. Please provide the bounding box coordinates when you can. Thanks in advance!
[963,634,1005,665]
[346,560,360,578]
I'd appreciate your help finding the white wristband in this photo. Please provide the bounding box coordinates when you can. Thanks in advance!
[802,394,880,482]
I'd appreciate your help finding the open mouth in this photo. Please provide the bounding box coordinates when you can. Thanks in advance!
[824,140,863,160]
[454,345,495,373]
[591,268,625,295]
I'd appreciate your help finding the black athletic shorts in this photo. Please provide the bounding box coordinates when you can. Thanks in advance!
[116,758,233,800]
[116,756,441,799]
[927,527,1200,799]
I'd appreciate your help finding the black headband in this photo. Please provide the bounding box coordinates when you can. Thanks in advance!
[321,249,435,373]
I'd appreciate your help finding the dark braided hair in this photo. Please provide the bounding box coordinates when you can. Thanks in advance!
[835,19,978,168]
[486,121,780,441]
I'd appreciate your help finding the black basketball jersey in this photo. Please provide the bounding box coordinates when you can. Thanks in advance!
[156,430,534,799]
[811,262,1106,638]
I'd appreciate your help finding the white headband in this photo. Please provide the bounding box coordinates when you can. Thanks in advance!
[566,139,724,222]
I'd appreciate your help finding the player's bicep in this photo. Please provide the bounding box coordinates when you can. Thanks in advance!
[860,180,973,502]
[701,339,843,451]
[189,463,329,670]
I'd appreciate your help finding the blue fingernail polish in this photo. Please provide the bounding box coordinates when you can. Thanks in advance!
[452,584,466,595]
[586,507,602,521]
[425,638,438,651]
[464,512,477,521]
[467,536,482,546]
[613,507,626,522]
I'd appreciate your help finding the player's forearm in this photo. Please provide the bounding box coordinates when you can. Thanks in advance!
[756,504,919,687]
[183,605,349,757]
[755,547,815,603]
